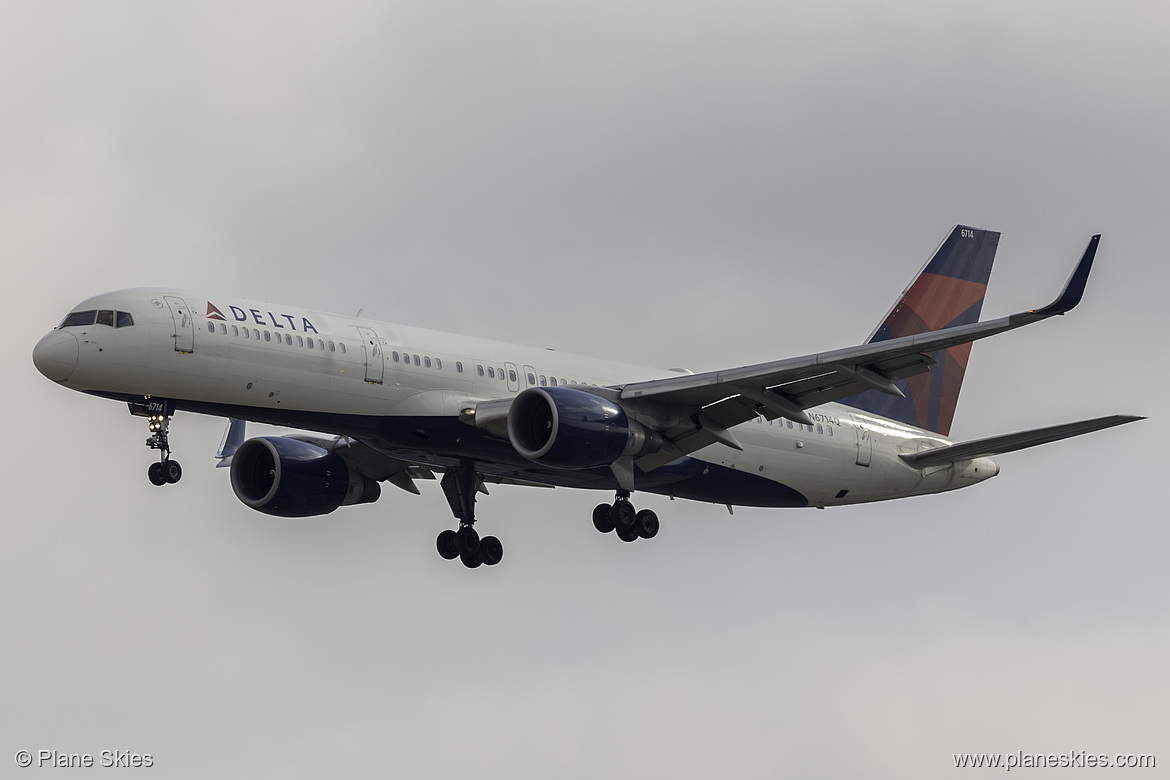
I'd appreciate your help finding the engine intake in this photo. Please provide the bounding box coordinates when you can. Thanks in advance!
[229,437,381,517]
[507,387,661,469]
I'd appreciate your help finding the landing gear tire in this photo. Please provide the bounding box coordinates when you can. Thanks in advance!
[148,462,167,486]
[164,460,182,484]
[616,524,639,543]
[455,525,480,557]
[436,529,459,560]
[593,503,616,533]
[460,550,483,569]
[614,500,636,531]
[479,536,504,566]
[635,509,659,539]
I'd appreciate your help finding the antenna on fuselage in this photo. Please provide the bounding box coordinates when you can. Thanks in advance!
[355,308,364,318]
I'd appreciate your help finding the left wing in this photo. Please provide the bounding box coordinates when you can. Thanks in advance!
[214,418,437,494]
[623,235,1101,470]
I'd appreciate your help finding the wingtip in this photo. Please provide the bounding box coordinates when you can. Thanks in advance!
[1037,234,1100,316]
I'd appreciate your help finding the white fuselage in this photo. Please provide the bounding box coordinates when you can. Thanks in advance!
[34,288,999,509]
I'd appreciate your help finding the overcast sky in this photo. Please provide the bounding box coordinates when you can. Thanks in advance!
[2,2,1167,777]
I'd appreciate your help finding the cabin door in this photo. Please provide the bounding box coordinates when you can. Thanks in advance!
[164,296,194,353]
[851,414,872,467]
[357,326,384,384]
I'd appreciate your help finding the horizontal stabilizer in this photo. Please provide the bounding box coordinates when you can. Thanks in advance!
[900,414,1143,468]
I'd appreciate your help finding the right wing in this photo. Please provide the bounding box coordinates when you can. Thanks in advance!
[621,235,1102,470]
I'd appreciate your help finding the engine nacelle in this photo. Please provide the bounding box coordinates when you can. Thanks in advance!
[507,386,661,469]
[229,436,381,517]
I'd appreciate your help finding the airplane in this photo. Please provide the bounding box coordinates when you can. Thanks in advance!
[32,226,1141,569]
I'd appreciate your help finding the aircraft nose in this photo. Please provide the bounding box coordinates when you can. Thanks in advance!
[33,330,79,382]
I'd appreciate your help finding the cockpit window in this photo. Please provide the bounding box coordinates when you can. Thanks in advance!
[116,311,134,328]
[96,310,115,327]
[60,310,96,328]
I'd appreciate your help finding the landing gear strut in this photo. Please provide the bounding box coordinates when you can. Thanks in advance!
[593,490,659,542]
[144,410,182,486]
[438,463,503,568]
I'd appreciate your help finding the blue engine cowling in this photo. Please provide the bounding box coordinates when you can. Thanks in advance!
[507,386,660,469]
[229,437,381,517]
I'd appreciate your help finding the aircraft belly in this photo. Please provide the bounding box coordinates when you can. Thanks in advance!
[693,422,928,507]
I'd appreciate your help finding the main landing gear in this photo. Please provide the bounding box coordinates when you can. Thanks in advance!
[144,411,182,486]
[434,469,659,567]
[592,489,659,543]
[437,464,503,569]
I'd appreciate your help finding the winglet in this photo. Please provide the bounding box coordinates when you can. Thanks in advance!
[1034,234,1100,316]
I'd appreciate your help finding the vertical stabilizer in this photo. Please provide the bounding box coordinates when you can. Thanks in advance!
[839,225,1000,435]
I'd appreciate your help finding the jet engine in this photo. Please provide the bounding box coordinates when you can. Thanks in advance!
[229,437,381,517]
[507,386,662,469]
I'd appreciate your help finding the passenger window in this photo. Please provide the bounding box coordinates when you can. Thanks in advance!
[243,328,250,339]
[231,325,239,336]
[207,322,215,333]
[509,370,517,383]
[329,341,336,352]
[477,365,484,376]
[296,336,304,347]
[60,310,96,328]
[539,375,546,386]
[317,339,324,350]
[116,311,135,328]
[307,338,314,349]
[456,362,463,373]
[265,331,272,342]
[549,376,556,385]
[816,423,823,435]
[219,323,226,335]
[527,372,535,384]
[424,357,431,368]
[559,379,566,386]
[339,343,346,353]
[285,334,292,345]
[435,358,442,369]
[786,420,793,429]
[96,310,114,327]
[414,355,420,366]
[487,367,495,378]
[253,329,260,340]
[827,426,833,436]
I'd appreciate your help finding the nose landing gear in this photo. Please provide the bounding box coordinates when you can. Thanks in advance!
[144,410,182,486]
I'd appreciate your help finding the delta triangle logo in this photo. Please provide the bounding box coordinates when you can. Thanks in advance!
[206,302,227,321]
